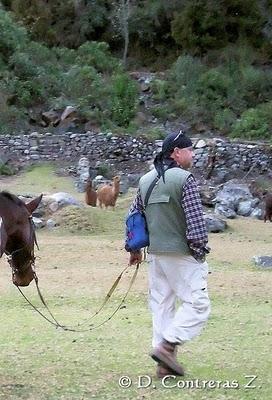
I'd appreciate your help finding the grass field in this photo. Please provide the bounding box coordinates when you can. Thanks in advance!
[0,165,271,399]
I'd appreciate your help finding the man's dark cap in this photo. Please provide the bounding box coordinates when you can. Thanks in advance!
[162,131,193,155]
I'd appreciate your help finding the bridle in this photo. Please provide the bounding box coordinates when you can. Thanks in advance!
[7,216,140,332]
[5,215,37,276]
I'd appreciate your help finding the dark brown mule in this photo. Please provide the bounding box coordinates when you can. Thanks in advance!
[0,191,42,286]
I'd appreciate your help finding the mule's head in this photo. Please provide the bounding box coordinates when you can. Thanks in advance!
[9,195,43,287]
[10,247,36,287]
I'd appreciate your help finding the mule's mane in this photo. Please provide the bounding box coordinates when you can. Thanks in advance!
[0,191,24,206]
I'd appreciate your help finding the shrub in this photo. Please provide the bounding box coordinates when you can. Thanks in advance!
[96,163,110,178]
[0,9,28,59]
[231,103,272,140]
[170,55,206,96]
[213,109,236,133]
[240,66,272,107]
[8,52,38,79]
[76,42,121,73]
[151,79,169,101]
[171,0,265,54]
[110,74,138,127]
[151,105,170,120]
[0,163,15,175]
[144,127,166,140]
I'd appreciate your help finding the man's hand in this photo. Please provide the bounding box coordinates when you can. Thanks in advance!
[129,250,143,266]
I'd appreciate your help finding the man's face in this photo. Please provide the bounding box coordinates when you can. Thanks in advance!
[172,147,194,169]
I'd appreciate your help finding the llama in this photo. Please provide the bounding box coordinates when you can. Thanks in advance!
[85,179,97,207]
[264,192,272,222]
[97,176,120,209]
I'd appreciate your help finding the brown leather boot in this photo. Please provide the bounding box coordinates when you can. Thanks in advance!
[151,340,184,376]
[156,363,176,379]
[156,345,179,378]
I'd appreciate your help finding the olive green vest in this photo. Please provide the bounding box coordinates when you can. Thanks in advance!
[139,167,191,254]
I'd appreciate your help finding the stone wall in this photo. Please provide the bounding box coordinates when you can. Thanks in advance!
[0,131,271,175]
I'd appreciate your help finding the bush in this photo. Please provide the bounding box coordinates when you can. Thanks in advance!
[144,127,166,140]
[197,68,230,107]
[151,105,170,120]
[76,42,121,73]
[0,9,28,58]
[231,103,272,140]
[110,74,138,127]
[171,0,265,54]
[170,55,206,96]
[151,79,169,101]
[0,163,15,175]
[240,66,272,106]
[213,109,236,133]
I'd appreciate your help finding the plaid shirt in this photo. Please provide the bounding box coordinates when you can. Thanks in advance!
[128,175,209,261]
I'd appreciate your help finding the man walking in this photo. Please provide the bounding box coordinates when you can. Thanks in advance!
[126,131,211,378]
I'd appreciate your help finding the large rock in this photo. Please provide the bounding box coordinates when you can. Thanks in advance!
[237,200,253,217]
[75,157,90,192]
[215,181,253,209]
[214,203,237,219]
[43,192,81,212]
[32,217,46,229]
[250,207,263,220]
[61,106,77,121]
[41,110,60,126]
[214,180,255,218]
[199,185,218,208]
[253,256,272,269]
[204,214,228,233]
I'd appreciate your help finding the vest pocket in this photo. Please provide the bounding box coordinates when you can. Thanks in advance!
[148,194,170,204]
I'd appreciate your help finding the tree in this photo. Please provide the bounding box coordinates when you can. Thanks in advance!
[171,0,265,54]
[112,0,135,66]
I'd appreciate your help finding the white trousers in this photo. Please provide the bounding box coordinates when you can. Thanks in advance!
[148,253,211,347]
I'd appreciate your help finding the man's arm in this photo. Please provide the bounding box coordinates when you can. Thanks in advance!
[181,175,210,262]
[128,188,144,215]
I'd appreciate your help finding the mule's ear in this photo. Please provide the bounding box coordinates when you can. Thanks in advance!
[25,194,43,214]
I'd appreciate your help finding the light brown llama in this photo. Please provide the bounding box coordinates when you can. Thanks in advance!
[264,192,272,222]
[85,179,97,207]
[97,176,120,209]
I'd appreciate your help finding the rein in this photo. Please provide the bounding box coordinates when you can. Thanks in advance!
[8,215,140,332]
[13,255,140,332]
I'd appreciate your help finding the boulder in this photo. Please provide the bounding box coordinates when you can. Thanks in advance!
[215,181,253,208]
[215,203,237,219]
[46,219,58,229]
[237,200,253,217]
[41,110,60,126]
[214,180,254,217]
[250,208,263,220]
[43,192,81,212]
[253,256,272,269]
[204,214,228,233]
[61,106,77,121]
[32,217,46,229]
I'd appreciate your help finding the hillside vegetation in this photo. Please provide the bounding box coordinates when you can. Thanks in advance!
[1,1,272,141]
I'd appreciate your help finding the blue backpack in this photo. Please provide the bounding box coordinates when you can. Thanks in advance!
[125,176,159,251]
[125,211,149,251]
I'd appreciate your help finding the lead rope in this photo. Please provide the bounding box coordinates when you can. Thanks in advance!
[16,263,140,332]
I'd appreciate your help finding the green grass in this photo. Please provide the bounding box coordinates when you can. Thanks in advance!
[0,163,77,197]
[0,291,271,399]
[0,165,271,399]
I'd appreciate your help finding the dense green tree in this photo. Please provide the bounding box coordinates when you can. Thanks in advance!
[4,0,111,48]
[171,0,265,54]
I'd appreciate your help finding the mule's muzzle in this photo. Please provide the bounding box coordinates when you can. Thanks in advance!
[12,269,35,287]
